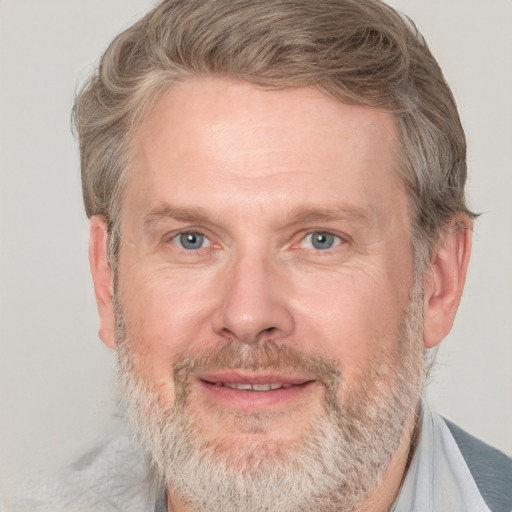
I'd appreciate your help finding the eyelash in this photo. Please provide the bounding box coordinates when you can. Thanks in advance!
[168,230,346,253]
[299,231,344,251]
[169,231,212,251]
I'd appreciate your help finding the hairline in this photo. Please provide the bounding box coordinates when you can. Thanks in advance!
[103,73,438,283]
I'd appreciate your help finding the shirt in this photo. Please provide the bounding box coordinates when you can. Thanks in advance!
[10,401,504,511]
[391,400,491,511]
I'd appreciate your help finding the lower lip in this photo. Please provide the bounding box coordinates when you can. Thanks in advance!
[197,380,317,411]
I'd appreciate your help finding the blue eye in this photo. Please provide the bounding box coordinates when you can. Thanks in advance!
[303,231,340,250]
[175,232,209,250]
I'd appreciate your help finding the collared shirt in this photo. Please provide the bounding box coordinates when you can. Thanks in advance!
[10,401,498,511]
[391,400,491,512]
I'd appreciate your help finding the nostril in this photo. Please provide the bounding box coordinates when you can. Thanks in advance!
[256,326,278,340]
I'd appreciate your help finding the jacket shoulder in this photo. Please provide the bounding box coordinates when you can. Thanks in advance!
[444,419,512,512]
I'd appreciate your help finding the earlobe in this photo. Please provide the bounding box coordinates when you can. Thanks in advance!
[89,216,117,349]
[423,216,472,349]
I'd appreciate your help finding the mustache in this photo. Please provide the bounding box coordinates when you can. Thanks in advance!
[172,340,341,405]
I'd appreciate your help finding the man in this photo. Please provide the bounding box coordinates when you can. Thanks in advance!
[15,0,511,511]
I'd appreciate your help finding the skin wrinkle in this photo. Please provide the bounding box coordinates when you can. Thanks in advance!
[73,2,476,508]
[128,204,395,260]
[115,275,425,512]
[75,0,475,270]
[103,79,428,512]
[142,204,376,234]
[135,203,388,273]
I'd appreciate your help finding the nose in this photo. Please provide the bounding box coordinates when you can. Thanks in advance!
[212,253,295,345]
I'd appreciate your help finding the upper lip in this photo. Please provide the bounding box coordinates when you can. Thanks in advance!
[195,370,316,386]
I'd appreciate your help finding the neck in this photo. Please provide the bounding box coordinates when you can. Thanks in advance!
[353,406,420,512]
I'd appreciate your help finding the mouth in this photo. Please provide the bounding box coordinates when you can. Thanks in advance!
[206,382,296,391]
[194,371,318,411]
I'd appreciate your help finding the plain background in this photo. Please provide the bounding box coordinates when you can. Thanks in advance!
[1,0,511,490]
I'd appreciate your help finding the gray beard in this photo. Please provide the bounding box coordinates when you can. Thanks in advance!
[115,279,425,512]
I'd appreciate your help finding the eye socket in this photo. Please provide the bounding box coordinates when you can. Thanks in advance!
[171,232,211,250]
[301,231,342,250]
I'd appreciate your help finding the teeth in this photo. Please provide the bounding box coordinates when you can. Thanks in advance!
[215,382,294,391]
[252,384,271,391]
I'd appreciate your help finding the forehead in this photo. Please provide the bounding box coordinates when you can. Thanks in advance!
[125,77,407,231]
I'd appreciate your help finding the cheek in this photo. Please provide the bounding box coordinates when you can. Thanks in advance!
[289,263,412,380]
[116,265,219,393]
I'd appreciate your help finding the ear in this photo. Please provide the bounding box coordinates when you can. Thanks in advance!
[423,215,472,348]
[89,216,116,349]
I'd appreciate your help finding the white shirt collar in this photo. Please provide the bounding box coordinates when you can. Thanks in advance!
[392,399,491,512]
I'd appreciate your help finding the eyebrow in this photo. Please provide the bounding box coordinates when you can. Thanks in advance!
[143,203,374,231]
[285,204,374,227]
[143,205,212,230]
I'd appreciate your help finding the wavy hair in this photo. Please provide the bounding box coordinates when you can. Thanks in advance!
[73,0,475,268]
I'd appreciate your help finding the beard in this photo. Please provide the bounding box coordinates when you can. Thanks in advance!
[115,278,425,512]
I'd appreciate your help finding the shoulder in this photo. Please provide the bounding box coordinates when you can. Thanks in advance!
[443,418,512,512]
[9,435,159,512]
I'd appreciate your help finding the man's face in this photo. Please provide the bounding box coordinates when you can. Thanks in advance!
[112,77,424,510]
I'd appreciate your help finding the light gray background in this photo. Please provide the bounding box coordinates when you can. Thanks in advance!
[1,0,511,490]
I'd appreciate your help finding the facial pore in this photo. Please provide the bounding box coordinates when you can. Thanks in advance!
[115,277,425,512]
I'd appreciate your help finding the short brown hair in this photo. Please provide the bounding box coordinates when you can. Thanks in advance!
[73,0,475,267]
